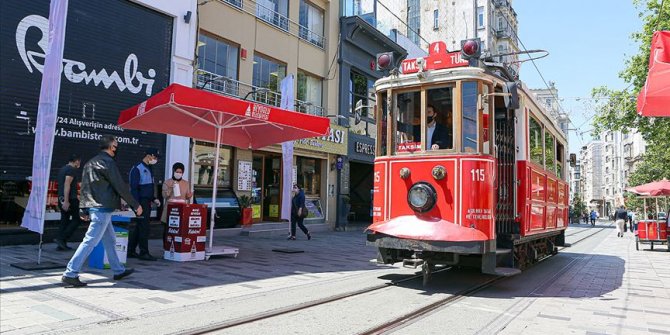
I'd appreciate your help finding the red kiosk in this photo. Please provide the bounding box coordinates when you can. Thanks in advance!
[164,202,208,261]
[627,179,670,252]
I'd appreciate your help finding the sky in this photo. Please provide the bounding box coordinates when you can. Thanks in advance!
[513,0,643,153]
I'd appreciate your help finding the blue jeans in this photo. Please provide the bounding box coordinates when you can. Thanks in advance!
[63,208,125,278]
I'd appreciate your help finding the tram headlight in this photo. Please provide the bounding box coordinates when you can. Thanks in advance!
[407,182,437,213]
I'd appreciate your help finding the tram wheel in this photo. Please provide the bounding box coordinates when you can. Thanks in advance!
[422,262,432,287]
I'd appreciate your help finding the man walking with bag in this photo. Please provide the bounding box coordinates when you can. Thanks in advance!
[55,154,81,251]
[62,135,141,287]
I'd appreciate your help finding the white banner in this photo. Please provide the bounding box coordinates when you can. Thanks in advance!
[21,0,69,234]
[280,75,294,221]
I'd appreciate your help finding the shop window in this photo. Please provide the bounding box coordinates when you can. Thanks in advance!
[192,141,232,188]
[426,86,454,150]
[545,130,556,174]
[461,82,478,153]
[529,116,543,166]
[297,157,321,196]
[299,0,325,48]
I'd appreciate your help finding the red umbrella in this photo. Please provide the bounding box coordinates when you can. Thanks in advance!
[118,83,330,257]
[627,179,670,196]
[118,83,330,149]
[637,31,670,117]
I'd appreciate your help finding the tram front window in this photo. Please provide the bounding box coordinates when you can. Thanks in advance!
[426,87,454,150]
[395,91,421,152]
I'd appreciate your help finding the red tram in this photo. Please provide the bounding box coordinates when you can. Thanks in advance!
[367,40,569,280]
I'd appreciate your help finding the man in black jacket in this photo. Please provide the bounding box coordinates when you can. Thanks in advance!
[62,135,142,287]
[413,104,452,150]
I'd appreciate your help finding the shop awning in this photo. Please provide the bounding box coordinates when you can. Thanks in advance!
[637,31,670,117]
[118,83,330,149]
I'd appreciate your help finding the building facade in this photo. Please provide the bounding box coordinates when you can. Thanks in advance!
[530,82,569,138]
[569,161,581,203]
[197,0,343,226]
[579,141,604,216]
[601,130,625,216]
[0,0,196,229]
[622,130,647,191]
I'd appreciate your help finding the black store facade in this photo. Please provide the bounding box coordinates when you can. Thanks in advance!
[337,16,405,225]
[0,0,173,234]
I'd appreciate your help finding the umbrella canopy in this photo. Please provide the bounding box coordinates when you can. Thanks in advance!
[118,83,330,149]
[627,179,670,196]
[637,31,670,117]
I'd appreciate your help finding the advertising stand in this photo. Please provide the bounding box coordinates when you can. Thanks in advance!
[164,203,208,261]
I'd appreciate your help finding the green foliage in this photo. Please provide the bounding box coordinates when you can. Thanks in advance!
[591,0,670,187]
[570,193,587,217]
[238,195,251,208]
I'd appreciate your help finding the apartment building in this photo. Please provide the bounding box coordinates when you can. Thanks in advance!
[579,141,604,215]
[197,0,342,225]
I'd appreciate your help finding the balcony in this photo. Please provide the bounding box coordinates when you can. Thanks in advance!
[299,26,325,48]
[256,4,289,31]
[496,28,513,39]
[196,70,325,116]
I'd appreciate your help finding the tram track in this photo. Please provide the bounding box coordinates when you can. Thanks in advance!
[175,223,613,335]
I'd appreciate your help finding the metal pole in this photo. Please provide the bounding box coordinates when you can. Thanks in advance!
[208,126,222,252]
[37,233,43,265]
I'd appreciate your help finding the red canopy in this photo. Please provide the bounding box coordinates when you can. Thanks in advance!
[118,83,330,149]
[627,179,670,196]
[637,31,670,117]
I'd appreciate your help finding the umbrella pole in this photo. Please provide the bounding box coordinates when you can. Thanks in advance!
[208,126,222,252]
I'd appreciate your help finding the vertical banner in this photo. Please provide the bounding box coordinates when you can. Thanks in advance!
[21,0,69,234]
[280,75,294,221]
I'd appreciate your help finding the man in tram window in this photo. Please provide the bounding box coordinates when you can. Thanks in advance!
[414,104,451,150]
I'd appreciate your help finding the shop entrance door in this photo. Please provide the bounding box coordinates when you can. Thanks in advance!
[251,154,283,223]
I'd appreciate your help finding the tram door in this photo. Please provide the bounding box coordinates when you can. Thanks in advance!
[494,105,517,240]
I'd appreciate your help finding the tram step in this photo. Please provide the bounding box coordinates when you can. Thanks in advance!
[488,267,522,277]
[495,248,512,254]
[402,258,424,269]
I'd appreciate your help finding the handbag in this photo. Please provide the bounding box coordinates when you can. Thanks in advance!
[300,204,309,218]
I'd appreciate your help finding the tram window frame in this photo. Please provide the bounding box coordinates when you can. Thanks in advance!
[392,89,422,155]
[528,115,544,167]
[376,91,389,156]
[545,130,556,175]
[461,81,479,153]
[425,85,456,151]
[556,141,565,179]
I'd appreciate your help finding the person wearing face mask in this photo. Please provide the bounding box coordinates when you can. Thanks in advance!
[161,162,192,224]
[61,135,141,287]
[55,154,82,251]
[128,148,161,261]
[288,184,311,240]
[413,104,451,150]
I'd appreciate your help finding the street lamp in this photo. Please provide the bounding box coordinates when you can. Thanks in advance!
[243,87,271,101]
[198,74,224,89]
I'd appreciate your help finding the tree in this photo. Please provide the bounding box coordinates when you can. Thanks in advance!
[570,193,587,218]
[590,0,670,186]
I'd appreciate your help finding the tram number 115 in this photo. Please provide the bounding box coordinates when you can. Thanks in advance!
[470,169,485,182]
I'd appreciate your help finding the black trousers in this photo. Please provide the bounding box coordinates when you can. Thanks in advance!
[58,198,80,242]
[290,215,309,237]
[129,199,151,255]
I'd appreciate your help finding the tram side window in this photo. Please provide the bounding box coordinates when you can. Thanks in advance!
[545,130,556,174]
[462,82,478,153]
[394,91,421,153]
[529,116,543,166]
[378,92,388,156]
[556,142,565,179]
[426,87,454,150]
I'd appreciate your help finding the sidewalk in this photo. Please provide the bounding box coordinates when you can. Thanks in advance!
[0,229,382,334]
[500,222,670,335]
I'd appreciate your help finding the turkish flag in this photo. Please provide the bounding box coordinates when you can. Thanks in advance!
[637,31,670,117]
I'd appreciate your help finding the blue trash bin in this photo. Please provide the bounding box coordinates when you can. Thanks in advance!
[88,215,130,269]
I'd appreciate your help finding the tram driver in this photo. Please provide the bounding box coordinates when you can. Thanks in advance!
[413,104,452,150]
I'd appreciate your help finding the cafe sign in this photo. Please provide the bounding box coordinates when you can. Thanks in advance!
[293,124,348,155]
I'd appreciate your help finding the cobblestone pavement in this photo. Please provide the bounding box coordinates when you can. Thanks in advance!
[1,222,668,334]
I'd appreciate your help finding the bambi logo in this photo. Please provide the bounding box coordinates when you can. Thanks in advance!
[249,104,270,120]
[245,105,252,117]
[16,14,156,96]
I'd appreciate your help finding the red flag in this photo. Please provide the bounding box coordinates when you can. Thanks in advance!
[637,31,670,117]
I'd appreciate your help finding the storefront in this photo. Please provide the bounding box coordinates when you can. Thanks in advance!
[230,124,347,226]
[0,0,196,234]
[347,133,376,222]
[336,15,405,226]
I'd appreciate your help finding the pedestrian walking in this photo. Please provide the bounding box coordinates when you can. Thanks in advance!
[161,162,192,223]
[128,148,161,261]
[590,210,597,226]
[288,184,311,240]
[614,205,628,237]
[55,154,81,251]
[62,135,140,287]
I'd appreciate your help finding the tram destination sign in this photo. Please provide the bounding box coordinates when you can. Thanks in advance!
[401,41,469,74]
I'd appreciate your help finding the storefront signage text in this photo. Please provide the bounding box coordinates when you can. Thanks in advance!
[293,125,348,155]
[355,141,375,155]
